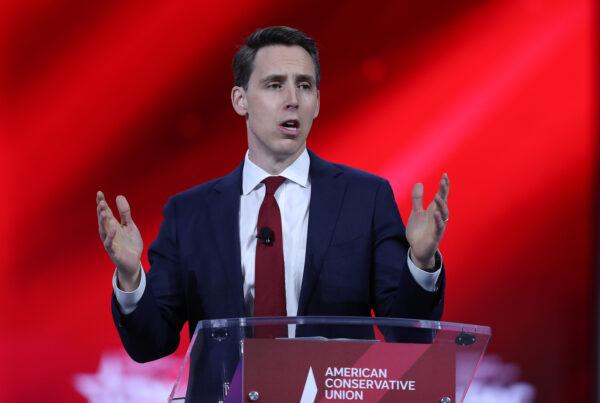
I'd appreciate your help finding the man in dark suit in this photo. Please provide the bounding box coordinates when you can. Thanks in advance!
[96,26,449,364]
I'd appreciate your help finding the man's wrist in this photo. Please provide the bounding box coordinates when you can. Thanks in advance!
[113,266,145,314]
[116,265,142,292]
[409,250,437,271]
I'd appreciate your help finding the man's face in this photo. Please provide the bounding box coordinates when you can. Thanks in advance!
[232,45,320,166]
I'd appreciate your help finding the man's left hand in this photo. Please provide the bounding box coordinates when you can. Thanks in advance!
[406,173,450,270]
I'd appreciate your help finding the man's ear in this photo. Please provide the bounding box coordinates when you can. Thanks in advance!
[231,86,247,116]
[313,89,320,119]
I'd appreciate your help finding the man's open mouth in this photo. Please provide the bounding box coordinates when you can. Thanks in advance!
[279,119,300,133]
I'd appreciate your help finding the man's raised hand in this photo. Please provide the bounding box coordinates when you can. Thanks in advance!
[96,191,143,291]
[405,173,450,270]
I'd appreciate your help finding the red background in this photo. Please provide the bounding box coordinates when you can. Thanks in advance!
[1,1,597,401]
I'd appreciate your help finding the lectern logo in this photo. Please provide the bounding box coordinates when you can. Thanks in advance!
[300,366,318,403]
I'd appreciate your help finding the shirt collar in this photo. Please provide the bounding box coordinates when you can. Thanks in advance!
[242,149,310,195]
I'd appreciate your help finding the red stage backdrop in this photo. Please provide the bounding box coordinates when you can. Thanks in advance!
[0,1,597,402]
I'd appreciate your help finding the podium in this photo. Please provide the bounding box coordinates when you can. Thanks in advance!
[168,316,490,403]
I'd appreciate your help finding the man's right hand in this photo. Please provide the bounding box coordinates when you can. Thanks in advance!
[96,191,144,291]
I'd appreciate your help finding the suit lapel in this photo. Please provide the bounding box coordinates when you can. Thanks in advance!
[297,151,346,315]
[207,162,246,316]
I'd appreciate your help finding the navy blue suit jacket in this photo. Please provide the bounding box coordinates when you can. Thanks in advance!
[112,151,444,363]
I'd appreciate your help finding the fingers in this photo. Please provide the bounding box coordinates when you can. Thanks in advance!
[98,206,115,240]
[96,191,133,257]
[97,191,117,240]
[116,195,133,225]
[438,173,450,202]
[96,190,105,205]
[433,211,445,237]
[103,218,118,253]
[434,194,449,222]
[411,182,424,212]
[432,173,449,222]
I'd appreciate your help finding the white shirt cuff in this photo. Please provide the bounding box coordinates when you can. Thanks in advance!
[407,248,442,292]
[112,266,146,314]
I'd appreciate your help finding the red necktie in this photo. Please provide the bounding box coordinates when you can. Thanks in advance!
[254,176,287,320]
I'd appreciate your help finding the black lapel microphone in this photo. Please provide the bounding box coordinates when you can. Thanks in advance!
[257,226,274,246]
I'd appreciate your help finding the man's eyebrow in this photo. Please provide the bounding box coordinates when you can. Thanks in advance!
[295,74,316,84]
[259,74,316,85]
[260,74,286,84]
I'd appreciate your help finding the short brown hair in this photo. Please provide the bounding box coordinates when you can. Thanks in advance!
[232,26,320,89]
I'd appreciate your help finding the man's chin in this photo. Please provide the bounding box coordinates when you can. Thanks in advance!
[275,142,306,158]
[248,133,307,165]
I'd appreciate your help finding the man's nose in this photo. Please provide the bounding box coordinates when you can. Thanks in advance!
[285,85,299,109]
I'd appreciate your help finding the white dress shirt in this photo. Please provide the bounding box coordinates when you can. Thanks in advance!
[114,149,441,316]
[239,149,310,317]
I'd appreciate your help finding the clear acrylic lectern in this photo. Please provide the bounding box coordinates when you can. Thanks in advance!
[168,316,490,403]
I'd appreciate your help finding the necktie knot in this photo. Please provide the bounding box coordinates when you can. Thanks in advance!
[262,176,286,196]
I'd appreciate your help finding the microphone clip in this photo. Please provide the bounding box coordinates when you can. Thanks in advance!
[257,226,274,246]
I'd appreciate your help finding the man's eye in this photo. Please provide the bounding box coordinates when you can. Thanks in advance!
[298,83,312,90]
[267,82,282,89]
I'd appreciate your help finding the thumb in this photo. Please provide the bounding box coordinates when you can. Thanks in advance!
[115,195,133,225]
[411,182,424,213]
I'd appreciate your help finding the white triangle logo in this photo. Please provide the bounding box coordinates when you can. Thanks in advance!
[299,366,318,403]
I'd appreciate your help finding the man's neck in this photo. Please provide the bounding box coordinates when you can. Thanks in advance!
[247,147,306,175]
